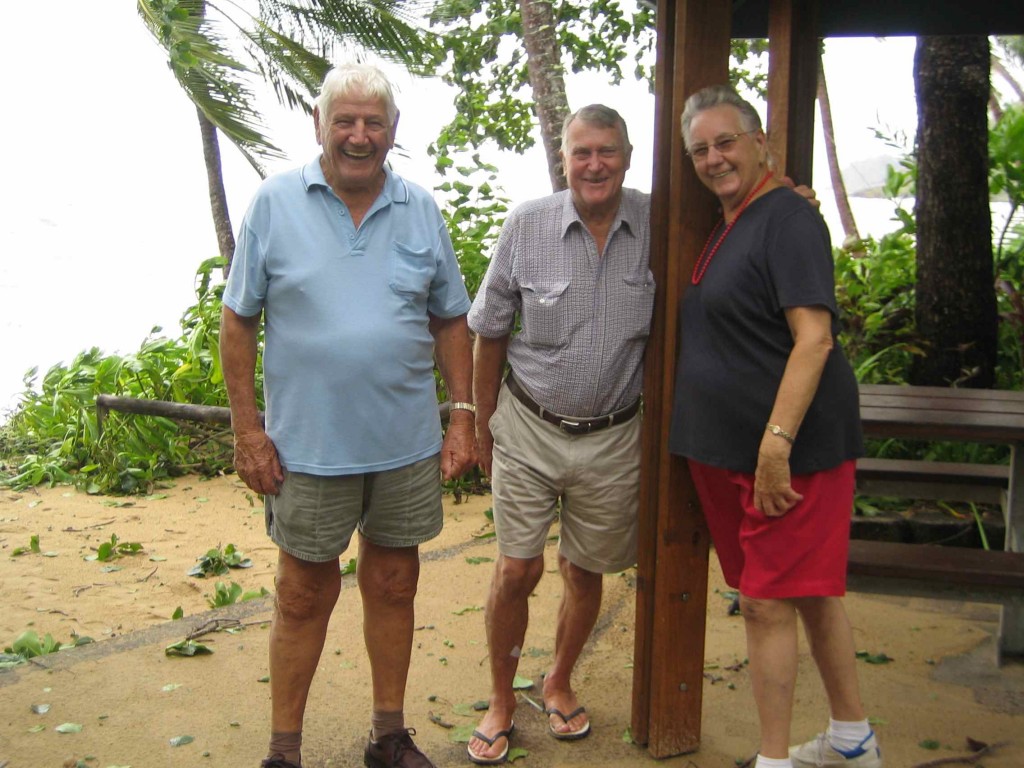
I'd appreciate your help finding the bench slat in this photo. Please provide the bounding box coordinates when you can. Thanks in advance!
[856,458,1009,486]
[847,540,1024,590]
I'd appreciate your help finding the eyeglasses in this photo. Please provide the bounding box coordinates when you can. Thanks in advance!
[686,131,757,162]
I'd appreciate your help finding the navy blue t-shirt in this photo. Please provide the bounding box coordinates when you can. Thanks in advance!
[668,187,863,475]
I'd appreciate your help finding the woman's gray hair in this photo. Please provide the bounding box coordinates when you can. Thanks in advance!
[561,104,632,153]
[317,63,399,131]
[680,85,762,149]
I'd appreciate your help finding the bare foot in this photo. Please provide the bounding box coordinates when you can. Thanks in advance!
[467,707,515,763]
[542,683,589,738]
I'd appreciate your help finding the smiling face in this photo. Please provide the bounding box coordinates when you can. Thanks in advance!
[562,118,632,221]
[687,104,769,218]
[314,90,396,199]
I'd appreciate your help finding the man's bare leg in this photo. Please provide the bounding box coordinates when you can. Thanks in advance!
[468,554,545,761]
[268,551,342,760]
[541,555,601,736]
[358,538,421,717]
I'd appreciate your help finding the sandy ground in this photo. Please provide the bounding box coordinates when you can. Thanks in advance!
[0,475,1021,768]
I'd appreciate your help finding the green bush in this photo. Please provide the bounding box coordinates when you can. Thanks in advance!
[0,257,248,494]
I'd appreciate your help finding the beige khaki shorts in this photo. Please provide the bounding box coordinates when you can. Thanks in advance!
[264,454,443,562]
[488,383,641,573]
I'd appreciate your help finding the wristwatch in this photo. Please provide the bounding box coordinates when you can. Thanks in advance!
[449,402,477,414]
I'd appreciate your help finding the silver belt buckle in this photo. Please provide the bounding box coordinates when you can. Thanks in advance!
[559,419,584,434]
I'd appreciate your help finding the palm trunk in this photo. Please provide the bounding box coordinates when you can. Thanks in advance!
[198,107,236,276]
[911,36,997,388]
[519,0,570,192]
[817,54,861,251]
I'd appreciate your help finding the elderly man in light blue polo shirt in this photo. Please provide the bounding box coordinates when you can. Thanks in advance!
[221,62,476,768]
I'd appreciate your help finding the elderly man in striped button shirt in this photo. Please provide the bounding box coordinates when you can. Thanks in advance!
[465,104,652,765]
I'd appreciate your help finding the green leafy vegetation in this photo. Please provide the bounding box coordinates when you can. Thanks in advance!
[85,533,144,562]
[836,106,1024,474]
[207,581,270,609]
[1,258,243,494]
[188,543,253,578]
[165,638,213,657]
[11,534,40,556]
[3,629,93,664]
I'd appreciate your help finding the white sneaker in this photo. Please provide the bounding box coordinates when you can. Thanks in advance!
[790,731,882,768]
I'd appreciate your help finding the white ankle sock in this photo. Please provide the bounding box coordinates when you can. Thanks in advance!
[755,755,792,768]
[827,718,872,753]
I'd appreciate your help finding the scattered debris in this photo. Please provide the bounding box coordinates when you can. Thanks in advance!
[911,737,1010,767]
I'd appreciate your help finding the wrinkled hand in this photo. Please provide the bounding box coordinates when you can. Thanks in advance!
[233,430,284,496]
[780,175,821,210]
[753,443,803,517]
[476,425,494,479]
[441,417,478,481]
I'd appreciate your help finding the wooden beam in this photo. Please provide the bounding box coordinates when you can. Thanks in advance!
[632,0,729,756]
[766,0,819,184]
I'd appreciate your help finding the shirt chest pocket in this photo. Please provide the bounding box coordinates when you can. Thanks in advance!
[519,280,570,348]
[622,272,656,340]
[389,243,435,298]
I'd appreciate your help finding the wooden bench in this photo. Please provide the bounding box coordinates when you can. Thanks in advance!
[847,540,1024,601]
[847,540,1024,664]
[853,385,1024,663]
[855,457,1009,507]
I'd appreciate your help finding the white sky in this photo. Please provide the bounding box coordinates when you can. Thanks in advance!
[0,4,1015,416]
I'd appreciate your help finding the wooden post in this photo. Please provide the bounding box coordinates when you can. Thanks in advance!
[631,0,730,756]
[766,0,819,184]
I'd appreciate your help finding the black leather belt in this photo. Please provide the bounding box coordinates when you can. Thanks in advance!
[505,372,640,436]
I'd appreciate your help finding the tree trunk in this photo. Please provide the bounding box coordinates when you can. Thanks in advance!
[198,107,236,276]
[518,0,570,192]
[911,36,997,388]
[817,53,861,251]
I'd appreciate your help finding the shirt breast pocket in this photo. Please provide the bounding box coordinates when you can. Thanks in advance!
[520,280,570,348]
[622,272,656,340]
[389,243,435,299]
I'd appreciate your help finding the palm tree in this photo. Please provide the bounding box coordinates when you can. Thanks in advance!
[816,51,862,252]
[137,0,436,269]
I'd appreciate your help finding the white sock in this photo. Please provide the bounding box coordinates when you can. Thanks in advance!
[828,718,873,753]
[755,755,793,768]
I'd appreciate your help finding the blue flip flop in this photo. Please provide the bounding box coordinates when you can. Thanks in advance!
[467,721,515,765]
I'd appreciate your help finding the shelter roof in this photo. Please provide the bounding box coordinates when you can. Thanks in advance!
[729,0,1024,38]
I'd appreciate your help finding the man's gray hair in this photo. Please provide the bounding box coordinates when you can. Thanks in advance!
[680,85,762,149]
[317,63,399,131]
[561,104,632,153]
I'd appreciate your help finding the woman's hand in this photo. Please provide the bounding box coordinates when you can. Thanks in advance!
[753,436,803,516]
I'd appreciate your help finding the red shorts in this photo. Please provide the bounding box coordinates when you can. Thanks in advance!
[687,459,856,599]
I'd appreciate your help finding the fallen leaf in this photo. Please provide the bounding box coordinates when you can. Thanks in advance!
[512,674,533,690]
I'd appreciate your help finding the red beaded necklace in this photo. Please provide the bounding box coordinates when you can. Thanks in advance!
[691,171,774,285]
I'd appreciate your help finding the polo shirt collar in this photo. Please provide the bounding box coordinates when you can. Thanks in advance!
[300,155,409,206]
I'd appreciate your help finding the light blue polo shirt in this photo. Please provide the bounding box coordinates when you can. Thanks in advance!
[224,158,471,475]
